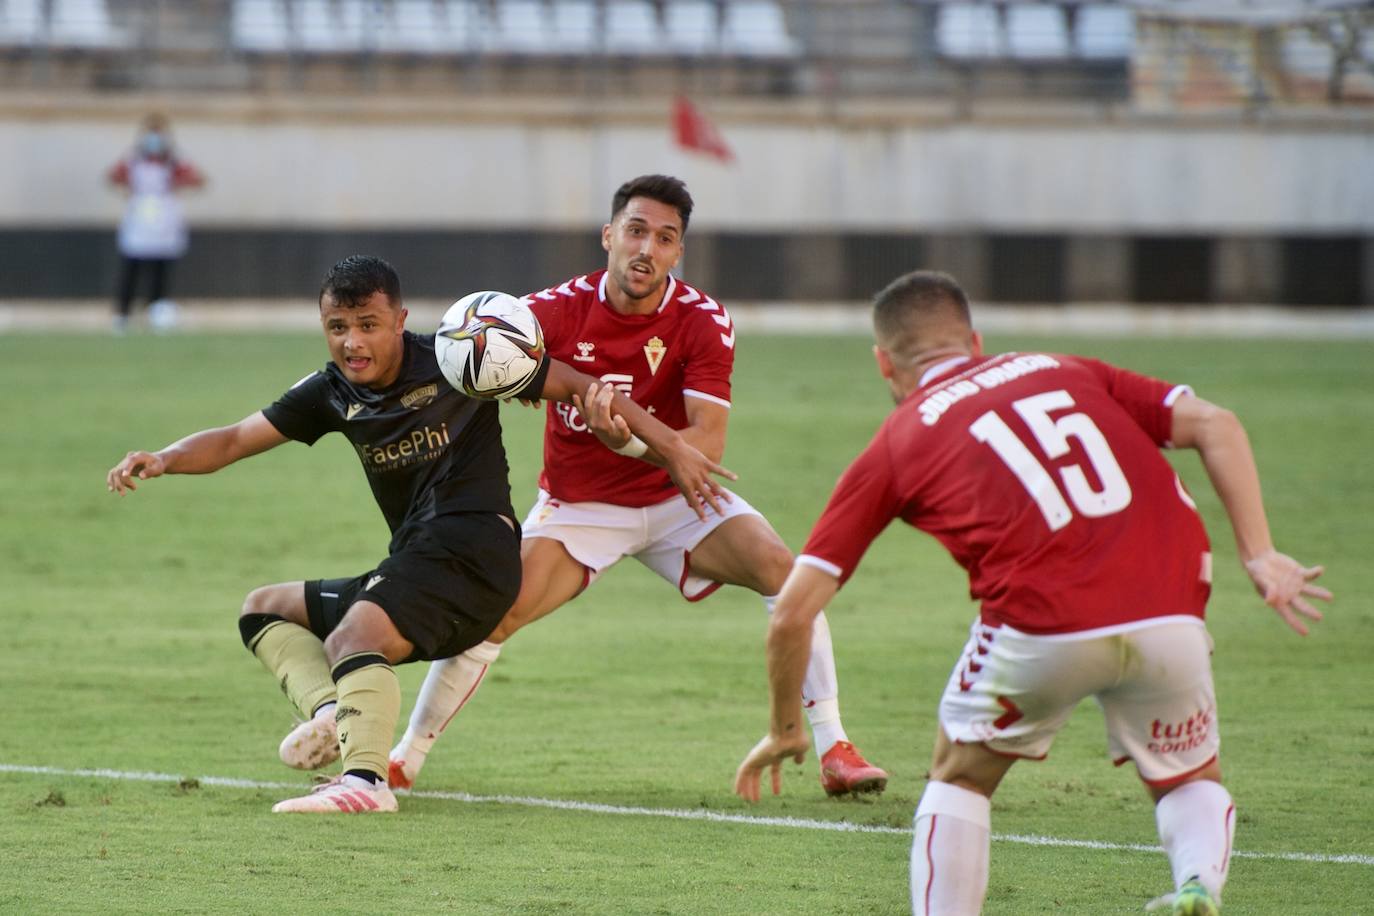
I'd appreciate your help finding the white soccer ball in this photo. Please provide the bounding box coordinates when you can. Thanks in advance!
[434,291,546,400]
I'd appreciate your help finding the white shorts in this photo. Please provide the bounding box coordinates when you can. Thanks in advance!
[938,616,1219,787]
[522,488,763,600]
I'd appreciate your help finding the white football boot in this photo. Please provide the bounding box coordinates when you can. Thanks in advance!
[271,774,398,814]
[278,706,339,770]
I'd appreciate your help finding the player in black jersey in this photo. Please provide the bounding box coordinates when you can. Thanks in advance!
[106,255,729,814]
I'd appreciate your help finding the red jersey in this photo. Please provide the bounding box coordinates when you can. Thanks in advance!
[801,353,1212,635]
[521,269,735,506]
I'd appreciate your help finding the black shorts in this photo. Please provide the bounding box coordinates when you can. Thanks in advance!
[304,513,521,662]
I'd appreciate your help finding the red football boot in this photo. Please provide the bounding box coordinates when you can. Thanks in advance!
[819,741,889,797]
[387,758,415,790]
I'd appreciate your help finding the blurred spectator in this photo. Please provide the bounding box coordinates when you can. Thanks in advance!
[107,114,205,334]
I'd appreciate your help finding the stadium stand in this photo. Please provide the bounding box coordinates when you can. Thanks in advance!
[604,0,661,55]
[721,1,799,58]
[231,0,291,52]
[50,0,122,48]
[665,0,720,56]
[1076,5,1135,59]
[549,0,599,54]
[0,0,45,47]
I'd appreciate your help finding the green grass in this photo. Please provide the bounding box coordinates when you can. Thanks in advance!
[1,329,1371,914]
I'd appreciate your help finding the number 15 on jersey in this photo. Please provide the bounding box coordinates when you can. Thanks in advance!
[969,389,1133,532]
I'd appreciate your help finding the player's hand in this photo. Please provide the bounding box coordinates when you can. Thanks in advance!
[107,450,166,495]
[574,381,737,520]
[574,380,633,450]
[658,436,735,521]
[734,732,810,803]
[1243,549,1331,635]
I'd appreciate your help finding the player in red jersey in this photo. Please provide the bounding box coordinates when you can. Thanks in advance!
[735,271,1331,914]
[389,175,887,796]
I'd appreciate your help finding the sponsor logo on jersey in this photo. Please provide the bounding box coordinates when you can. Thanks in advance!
[400,383,438,410]
[574,341,596,362]
[643,336,666,375]
[354,423,451,471]
[345,403,365,421]
[365,574,385,591]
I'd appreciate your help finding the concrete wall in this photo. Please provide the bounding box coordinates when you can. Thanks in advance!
[1,94,1371,304]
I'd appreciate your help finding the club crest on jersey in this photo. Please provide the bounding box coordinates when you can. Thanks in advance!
[643,336,666,375]
[574,341,596,362]
[401,383,439,410]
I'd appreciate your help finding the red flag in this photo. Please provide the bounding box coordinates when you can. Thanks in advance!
[673,96,733,163]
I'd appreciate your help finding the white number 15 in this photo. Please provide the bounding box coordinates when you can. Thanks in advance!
[969,390,1132,531]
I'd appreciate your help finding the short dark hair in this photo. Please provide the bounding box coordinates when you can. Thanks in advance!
[611,174,693,234]
[319,255,401,309]
[872,270,972,357]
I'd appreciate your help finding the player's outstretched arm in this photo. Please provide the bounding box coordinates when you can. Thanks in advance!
[1170,394,1332,634]
[106,411,288,495]
[735,564,838,802]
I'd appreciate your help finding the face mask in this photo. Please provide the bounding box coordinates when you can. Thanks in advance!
[140,132,167,156]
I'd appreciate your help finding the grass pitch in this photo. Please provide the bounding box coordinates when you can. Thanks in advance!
[1,328,1371,914]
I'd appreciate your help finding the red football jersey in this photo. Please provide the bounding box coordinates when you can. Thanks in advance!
[520,269,735,506]
[801,353,1212,635]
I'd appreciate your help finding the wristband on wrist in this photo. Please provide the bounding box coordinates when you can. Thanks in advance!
[611,434,649,458]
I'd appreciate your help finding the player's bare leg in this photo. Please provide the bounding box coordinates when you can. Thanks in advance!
[389,536,588,788]
[273,601,408,813]
[910,727,1017,915]
[238,582,341,770]
[1146,761,1231,915]
[690,515,888,795]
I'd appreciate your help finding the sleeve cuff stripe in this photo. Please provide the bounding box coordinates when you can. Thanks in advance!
[797,554,844,580]
[684,389,731,409]
[1163,384,1193,407]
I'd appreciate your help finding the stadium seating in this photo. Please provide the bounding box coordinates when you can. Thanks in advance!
[50,0,121,48]
[665,0,720,55]
[604,0,661,54]
[550,0,599,54]
[721,1,798,58]
[377,0,447,53]
[492,0,552,53]
[1075,4,1134,58]
[295,0,355,51]
[0,0,45,46]
[937,3,1003,58]
[1007,4,1072,59]
[232,0,291,52]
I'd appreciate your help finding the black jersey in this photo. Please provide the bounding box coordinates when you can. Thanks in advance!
[262,331,548,546]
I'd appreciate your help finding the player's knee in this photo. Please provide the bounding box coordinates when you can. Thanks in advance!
[240,585,276,619]
[241,583,308,629]
[754,538,796,595]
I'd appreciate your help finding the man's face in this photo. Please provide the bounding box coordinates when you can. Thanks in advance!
[602,197,684,305]
[319,290,408,388]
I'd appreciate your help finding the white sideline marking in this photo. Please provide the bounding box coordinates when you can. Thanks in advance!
[4,763,1372,867]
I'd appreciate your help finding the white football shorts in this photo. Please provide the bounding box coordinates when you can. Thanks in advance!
[521,488,763,601]
[938,615,1219,787]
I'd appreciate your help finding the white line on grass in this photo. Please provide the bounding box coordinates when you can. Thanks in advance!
[5,762,1371,867]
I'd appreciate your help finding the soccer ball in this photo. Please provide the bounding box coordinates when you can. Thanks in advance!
[434,291,546,399]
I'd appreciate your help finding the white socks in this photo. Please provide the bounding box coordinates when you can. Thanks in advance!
[911,781,991,916]
[392,640,502,769]
[1155,780,1235,901]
